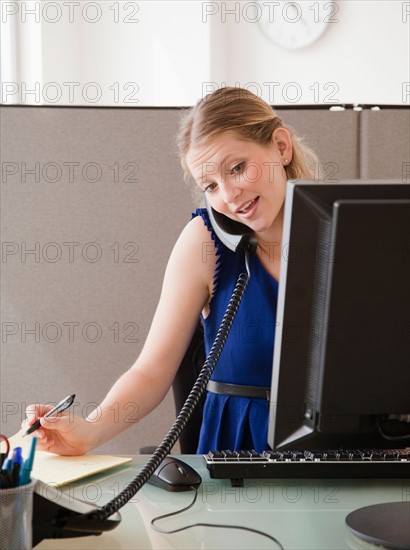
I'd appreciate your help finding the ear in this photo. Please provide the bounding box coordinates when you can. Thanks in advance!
[271,127,293,165]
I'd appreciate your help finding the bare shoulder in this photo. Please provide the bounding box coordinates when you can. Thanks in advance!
[178,214,215,248]
[168,215,217,288]
[134,215,218,390]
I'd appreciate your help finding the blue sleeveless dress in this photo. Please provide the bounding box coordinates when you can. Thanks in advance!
[192,208,279,453]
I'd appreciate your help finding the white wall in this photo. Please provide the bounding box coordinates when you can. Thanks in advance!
[1,0,211,105]
[208,0,409,105]
[1,0,409,106]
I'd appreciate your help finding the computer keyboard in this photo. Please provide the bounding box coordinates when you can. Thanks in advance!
[204,449,410,484]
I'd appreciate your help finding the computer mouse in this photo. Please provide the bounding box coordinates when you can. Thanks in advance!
[147,456,202,492]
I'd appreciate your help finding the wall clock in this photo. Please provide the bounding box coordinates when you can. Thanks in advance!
[257,1,337,50]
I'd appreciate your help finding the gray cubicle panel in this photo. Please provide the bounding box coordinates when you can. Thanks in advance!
[277,108,360,180]
[359,108,410,180]
[0,105,398,455]
[1,107,191,455]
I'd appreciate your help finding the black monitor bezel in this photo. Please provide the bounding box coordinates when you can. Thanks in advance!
[268,180,410,451]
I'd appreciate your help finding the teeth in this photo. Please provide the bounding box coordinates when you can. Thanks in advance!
[239,198,256,213]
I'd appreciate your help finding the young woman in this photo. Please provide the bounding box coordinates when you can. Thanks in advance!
[23,87,319,455]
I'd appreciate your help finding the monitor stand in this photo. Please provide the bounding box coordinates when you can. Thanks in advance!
[345,502,410,549]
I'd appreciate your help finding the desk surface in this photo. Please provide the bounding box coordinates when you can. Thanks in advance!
[36,454,408,550]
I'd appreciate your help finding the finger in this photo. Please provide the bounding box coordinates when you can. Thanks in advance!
[33,428,46,439]
[40,413,72,433]
[34,435,52,451]
[21,418,29,431]
[21,417,41,434]
[25,403,55,422]
[40,437,55,452]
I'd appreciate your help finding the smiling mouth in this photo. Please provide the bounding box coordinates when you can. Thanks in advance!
[237,197,259,214]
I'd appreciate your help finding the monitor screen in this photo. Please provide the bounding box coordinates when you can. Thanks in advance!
[268,180,410,451]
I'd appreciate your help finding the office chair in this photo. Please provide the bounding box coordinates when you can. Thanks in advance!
[140,321,205,454]
[171,321,205,453]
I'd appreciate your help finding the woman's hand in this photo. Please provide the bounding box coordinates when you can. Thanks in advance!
[20,217,214,457]
[22,403,97,456]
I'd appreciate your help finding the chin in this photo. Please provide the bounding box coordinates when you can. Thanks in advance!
[249,218,273,233]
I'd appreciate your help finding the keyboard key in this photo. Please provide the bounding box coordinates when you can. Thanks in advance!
[208,451,224,460]
[325,451,340,461]
[204,448,410,480]
[221,450,237,460]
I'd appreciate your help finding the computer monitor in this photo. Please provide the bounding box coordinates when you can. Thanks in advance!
[268,180,410,451]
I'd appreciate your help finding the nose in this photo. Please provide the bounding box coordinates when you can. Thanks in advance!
[219,180,241,204]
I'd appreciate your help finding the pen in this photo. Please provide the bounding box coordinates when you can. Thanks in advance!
[19,436,37,487]
[0,434,10,468]
[0,469,13,489]
[23,394,76,437]
[11,447,23,487]
[2,450,14,474]
[0,443,15,489]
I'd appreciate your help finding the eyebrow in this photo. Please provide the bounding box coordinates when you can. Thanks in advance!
[219,154,237,168]
[197,154,238,185]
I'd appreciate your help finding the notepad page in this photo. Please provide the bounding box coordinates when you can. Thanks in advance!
[32,452,132,486]
[1,431,132,486]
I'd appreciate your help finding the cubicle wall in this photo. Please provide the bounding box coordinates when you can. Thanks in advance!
[1,105,409,455]
[359,109,410,179]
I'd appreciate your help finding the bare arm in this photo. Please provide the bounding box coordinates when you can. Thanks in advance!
[23,217,216,454]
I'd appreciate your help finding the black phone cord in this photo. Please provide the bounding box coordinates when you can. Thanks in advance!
[68,268,250,526]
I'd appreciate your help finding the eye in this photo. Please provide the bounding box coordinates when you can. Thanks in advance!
[204,182,218,193]
[231,162,245,175]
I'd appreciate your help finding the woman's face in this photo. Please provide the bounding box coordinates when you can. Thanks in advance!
[186,130,293,238]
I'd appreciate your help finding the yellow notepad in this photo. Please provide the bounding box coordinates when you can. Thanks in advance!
[32,451,132,486]
[1,431,132,486]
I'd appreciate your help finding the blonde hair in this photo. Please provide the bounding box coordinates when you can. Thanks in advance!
[177,87,320,197]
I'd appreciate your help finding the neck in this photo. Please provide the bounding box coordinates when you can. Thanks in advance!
[255,206,284,261]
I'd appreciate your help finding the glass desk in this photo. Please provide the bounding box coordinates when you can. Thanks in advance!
[36,454,408,549]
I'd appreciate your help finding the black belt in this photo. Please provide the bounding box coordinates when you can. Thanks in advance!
[206,380,271,400]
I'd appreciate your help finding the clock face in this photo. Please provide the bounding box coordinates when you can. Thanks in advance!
[257,1,336,50]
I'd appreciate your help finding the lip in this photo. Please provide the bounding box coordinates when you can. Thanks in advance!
[236,196,260,219]
[236,197,258,213]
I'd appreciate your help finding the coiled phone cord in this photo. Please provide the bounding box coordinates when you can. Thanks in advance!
[80,264,251,524]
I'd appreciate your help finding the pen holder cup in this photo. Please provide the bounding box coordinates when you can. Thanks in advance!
[0,479,37,550]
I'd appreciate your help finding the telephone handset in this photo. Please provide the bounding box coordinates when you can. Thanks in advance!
[204,194,257,255]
